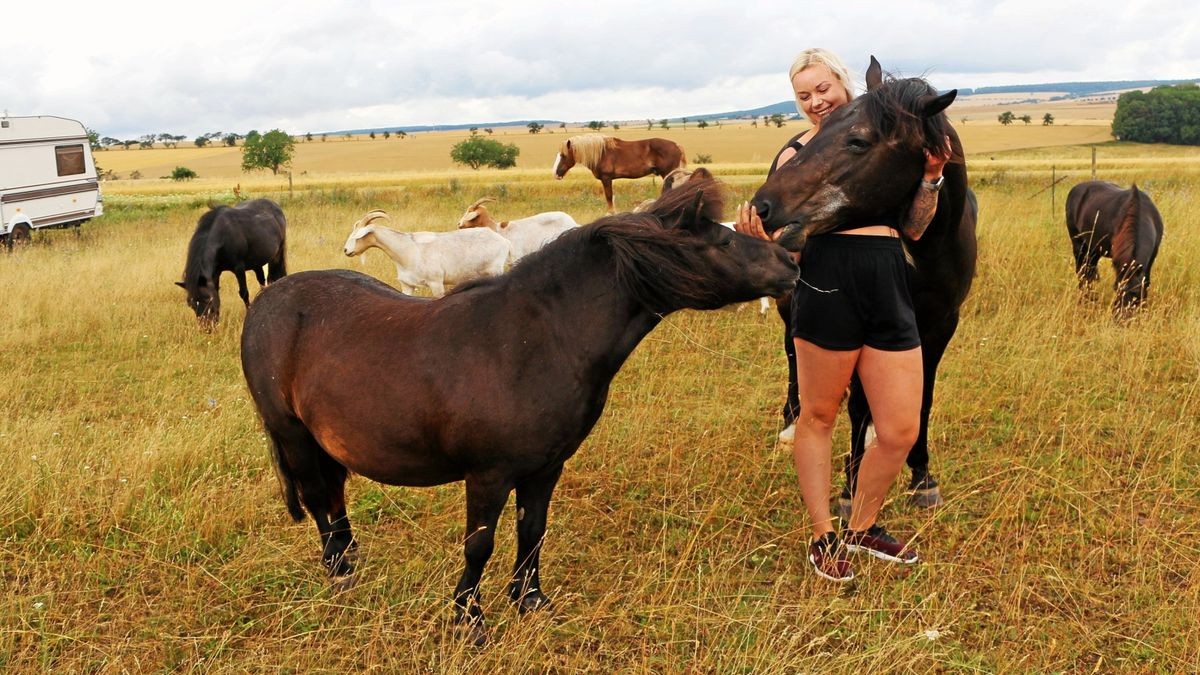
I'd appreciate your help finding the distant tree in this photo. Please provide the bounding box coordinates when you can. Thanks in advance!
[998,111,1015,125]
[100,136,121,148]
[382,131,390,139]
[484,128,493,134]
[85,128,101,151]
[469,127,479,135]
[659,119,669,129]
[344,132,353,140]
[961,116,969,124]
[396,130,408,139]
[586,121,606,130]
[241,129,295,175]
[1112,84,1200,144]
[305,132,314,142]
[682,117,689,129]
[1043,113,1055,126]
[369,131,376,139]
[559,123,567,130]
[694,153,713,164]
[450,136,519,170]
[121,139,138,150]
[169,166,198,181]
[321,134,328,142]
[612,123,619,130]
[750,119,758,128]
[194,136,210,148]
[528,122,544,134]
[646,119,653,130]
[223,133,240,147]
[697,120,709,129]
[769,113,786,128]
[1019,114,1033,125]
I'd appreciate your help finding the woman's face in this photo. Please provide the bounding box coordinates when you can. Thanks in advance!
[792,64,850,126]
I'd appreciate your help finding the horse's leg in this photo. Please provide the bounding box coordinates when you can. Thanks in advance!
[602,178,615,214]
[906,313,958,508]
[252,266,266,288]
[234,268,251,307]
[776,293,800,441]
[317,450,356,586]
[509,464,563,613]
[268,248,287,282]
[453,474,511,646]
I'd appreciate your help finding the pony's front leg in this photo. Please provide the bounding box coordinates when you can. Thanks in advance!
[509,464,563,613]
[602,178,616,214]
[454,475,511,647]
[234,268,251,307]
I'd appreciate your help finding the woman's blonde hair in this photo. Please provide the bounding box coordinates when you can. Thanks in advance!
[788,48,856,115]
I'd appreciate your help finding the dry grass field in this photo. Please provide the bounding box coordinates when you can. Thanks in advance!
[3,117,1200,672]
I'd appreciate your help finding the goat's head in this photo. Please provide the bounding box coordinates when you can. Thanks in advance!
[343,225,375,257]
[457,197,496,229]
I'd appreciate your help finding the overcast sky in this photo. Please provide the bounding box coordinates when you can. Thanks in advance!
[4,0,1197,139]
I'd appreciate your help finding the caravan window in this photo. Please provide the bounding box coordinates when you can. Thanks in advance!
[55,145,86,176]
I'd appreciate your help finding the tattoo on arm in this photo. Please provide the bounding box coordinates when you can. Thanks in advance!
[902,189,939,240]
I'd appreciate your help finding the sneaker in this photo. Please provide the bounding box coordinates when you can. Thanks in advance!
[844,525,919,564]
[808,531,854,582]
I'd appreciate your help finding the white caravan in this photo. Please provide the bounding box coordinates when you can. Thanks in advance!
[0,115,103,247]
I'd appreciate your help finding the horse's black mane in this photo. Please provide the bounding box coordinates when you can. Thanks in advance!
[183,205,229,286]
[863,76,960,162]
[452,178,730,312]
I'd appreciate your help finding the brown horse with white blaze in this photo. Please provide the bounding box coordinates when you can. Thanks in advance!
[1066,180,1164,320]
[553,134,687,213]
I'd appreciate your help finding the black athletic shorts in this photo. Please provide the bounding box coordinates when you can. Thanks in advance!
[790,234,921,351]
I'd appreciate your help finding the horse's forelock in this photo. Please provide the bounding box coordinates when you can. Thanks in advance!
[592,213,724,312]
[864,76,954,157]
[646,176,726,225]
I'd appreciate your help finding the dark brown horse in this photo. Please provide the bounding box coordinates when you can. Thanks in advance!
[752,56,978,513]
[239,178,796,646]
[553,134,687,213]
[176,199,287,327]
[1066,180,1164,319]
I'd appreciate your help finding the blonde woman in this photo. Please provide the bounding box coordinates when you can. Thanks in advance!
[737,48,950,582]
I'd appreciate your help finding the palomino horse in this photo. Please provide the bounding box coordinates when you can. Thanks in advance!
[239,178,797,646]
[752,56,978,513]
[553,134,687,213]
[1066,180,1164,320]
[176,199,287,328]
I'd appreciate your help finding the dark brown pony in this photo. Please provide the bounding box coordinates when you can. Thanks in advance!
[553,134,687,213]
[752,56,978,512]
[176,199,287,327]
[1066,180,1164,319]
[239,178,796,646]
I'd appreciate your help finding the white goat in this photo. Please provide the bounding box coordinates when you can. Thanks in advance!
[456,198,578,262]
[343,210,510,298]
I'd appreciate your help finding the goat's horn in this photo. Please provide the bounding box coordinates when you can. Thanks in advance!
[468,197,496,210]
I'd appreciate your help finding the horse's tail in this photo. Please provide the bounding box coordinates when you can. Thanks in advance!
[677,143,688,168]
[1111,184,1142,268]
[266,431,306,521]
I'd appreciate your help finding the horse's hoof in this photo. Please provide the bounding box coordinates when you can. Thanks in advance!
[513,590,552,614]
[909,485,944,509]
[330,574,357,594]
[778,423,795,444]
[453,618,488,647]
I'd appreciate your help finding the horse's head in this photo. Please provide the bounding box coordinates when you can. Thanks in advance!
[752,56,957,250]
[176,275,219,328]
[553,140,576,179]
[601,177,796,312]
[1111,185,1156,320]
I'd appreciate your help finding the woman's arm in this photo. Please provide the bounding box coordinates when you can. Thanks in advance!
[901,137,953,241]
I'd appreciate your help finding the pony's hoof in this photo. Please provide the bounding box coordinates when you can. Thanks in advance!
[777,423,795,444]
[330,574,357,594]
[513,589,552,614]
[837,497,853,524]
[453,618,488,647]
[910,485,944,509]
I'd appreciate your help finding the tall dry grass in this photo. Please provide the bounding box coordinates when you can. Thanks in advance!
[1,142,1198,672]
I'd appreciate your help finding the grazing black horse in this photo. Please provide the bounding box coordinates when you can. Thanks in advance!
[1066,180,1164,320]
[752,56,978,512]
[239,178,797,646]
[176,199,287,327]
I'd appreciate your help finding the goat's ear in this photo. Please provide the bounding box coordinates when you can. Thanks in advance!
[919,90,957,117]
[461,211,478,222]
[866,55,883,91]
[174,281,186,289]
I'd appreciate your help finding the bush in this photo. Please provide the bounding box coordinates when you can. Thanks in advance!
[1112,83,1200,145]
[449,137,520,170]
[169,166,198,181]
[694,153,713,164]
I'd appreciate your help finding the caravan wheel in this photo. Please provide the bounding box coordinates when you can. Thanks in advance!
[8,223,32,250]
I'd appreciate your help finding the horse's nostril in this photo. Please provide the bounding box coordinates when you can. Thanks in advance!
[753,199,772,224]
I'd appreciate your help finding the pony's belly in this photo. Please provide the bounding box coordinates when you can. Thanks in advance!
[308,421,465,487]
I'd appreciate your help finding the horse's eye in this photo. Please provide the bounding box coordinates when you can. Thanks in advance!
[847,137,871,152]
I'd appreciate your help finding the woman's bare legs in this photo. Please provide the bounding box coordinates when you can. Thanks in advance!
[792,338,859,540]
[847,345,924,532]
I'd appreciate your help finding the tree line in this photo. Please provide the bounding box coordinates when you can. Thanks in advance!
[1112,83,1200,145]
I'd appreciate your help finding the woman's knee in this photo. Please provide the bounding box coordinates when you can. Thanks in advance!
[798,404,840,430]
[872,421,920,454]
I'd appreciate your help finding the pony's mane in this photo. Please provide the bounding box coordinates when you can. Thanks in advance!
[1111,184,1143,268]
[863,76,960,161]
[183,205,228,287]
[460,178,730,311]
[561,134,610,170]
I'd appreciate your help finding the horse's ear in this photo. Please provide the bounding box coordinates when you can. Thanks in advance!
[174,281,186,289]
[679,191,705,231]
[919,90,957,117]
[866,55,883,91]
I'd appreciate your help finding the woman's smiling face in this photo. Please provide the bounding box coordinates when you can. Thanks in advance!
[792,64,851,126]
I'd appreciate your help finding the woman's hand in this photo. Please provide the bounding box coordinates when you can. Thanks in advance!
[924,135,953,181]
[735,201,769,241]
